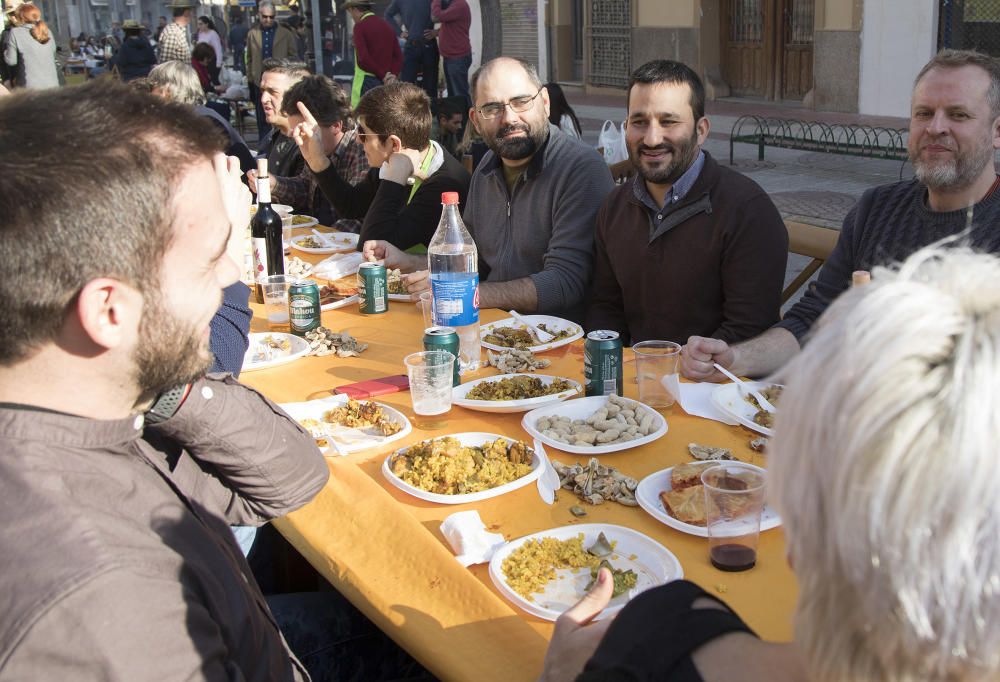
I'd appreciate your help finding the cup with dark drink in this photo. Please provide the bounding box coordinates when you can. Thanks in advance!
[701,462,766,572]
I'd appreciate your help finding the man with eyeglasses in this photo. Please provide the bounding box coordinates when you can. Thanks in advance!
[364,57,613,321]
[247,1,297,139]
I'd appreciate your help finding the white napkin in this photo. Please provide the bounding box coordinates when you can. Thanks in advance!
[662,375,739,425]
[313,251,364,280]
[440,510,506,567]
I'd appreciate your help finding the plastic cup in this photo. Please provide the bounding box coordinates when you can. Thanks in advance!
[701,463,767,572]
[632,340,681,408]
[259,274,293,331]
[404,350,454,428]
[419,291,435,329]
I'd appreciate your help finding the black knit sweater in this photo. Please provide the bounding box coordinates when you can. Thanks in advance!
[778,178,1000,341]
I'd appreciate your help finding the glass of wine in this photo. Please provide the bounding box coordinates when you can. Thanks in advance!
[701,463,767,572]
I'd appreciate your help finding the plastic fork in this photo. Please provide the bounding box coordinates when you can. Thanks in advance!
[509,310,555,343]
[713,363,777,413]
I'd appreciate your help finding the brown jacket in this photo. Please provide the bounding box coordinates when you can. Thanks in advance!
[0,374,328,680]
[586,151,788,345]
[246,23,298,85]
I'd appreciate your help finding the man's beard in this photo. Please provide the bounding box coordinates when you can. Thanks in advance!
[483,119,549,161]
[911,133,996,192]
[629,128,700,186]
[133,290,214,397]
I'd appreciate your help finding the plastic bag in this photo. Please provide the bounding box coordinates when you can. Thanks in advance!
[597,120,628,165]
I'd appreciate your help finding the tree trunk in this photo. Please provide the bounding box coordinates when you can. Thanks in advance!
[479,0,502,61]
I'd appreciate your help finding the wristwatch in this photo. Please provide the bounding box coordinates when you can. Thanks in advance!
[145,384,190,425]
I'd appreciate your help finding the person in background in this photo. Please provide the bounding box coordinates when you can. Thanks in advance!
[546,81,582,139]
[385,0,437,101]
[154,14,167,43]
[682,49,1000,383]
[293,80,470,250]
[246,0,297,140]
[110,19,156,82]
[430,0,471,105]
[157,0,193,63]
[343,0,401,107]
[192,41,226,98]
[1,4,24,88]
[110,20,123,44]
[195,15,223,76]
[251,74,369,227]
[252,58,308,178]
[543,246,1000,682]
[284,15,307,62]
[586,60,787,346]
[3,2,58,89]
[435,95,465,159]
[228,12,248,73]
[148,60,255,174]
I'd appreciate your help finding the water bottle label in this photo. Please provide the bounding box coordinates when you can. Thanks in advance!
[431,274,479,327]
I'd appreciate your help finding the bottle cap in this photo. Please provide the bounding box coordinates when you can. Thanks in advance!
[441,191,459,205]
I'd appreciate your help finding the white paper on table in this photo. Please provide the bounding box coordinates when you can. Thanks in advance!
[440,510,507,567]
[662,375,739,425]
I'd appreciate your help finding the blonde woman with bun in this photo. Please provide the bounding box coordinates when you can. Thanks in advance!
[3,2,58,89]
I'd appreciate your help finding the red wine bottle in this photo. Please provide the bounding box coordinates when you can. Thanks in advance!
[251,158,284,303]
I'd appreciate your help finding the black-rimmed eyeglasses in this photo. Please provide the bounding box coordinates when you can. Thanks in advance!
[476,87,543,120]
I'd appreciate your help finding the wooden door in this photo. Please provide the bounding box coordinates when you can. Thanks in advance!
[777,0,814,100]
[721,0,776,98]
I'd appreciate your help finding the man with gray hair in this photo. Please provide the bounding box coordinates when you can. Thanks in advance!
[683,49,1000,382]
[246,1,297,139]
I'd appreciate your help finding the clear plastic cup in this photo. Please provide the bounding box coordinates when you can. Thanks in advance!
[259,274,294,331]
[419,291,435,330]
[701,463,767,572]
[632,340,681,407]
[404,350,454,428]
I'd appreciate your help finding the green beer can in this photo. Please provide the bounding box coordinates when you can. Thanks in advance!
[423,326,461,386]
[584,330,623,397]
[289,280,321,336]
[358,262,388,314]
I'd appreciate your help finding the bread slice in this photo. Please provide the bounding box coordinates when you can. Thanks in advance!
[670,462,710,491]
[660,484,707,526]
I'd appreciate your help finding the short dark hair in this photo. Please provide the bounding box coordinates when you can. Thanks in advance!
[469,57,542,105]
[172,7,188,18]
[354,81,431,149]
[261,57,309,80]
[192,41,215,64]
[0,80,225,364]
[437,96,465,120]
[281,74,354,129]
[915,49,1000,118]
[627,59,706,121]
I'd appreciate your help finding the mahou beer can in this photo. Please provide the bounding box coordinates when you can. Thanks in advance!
[358,262,388,314]
[288,280,321,335]
[584,330,623,397]
[423,326,461,386]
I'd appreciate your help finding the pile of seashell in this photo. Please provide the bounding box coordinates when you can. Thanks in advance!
[304,326,368,357]
[552,457,638,506]
[485,348,551,373]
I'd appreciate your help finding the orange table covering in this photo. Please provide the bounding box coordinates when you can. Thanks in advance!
[242,242,797,681]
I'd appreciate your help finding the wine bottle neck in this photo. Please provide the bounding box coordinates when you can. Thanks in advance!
[257,176,272,205]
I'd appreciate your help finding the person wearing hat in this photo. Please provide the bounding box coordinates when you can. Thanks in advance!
[246,0,297,140]
[110,19,155,81]
[344,0,401,108]
[157,0,193,64]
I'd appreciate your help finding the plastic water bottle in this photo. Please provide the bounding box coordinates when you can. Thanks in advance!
[428,191,480,372]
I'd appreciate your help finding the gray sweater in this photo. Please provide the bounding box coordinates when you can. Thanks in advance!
[778,178,1000,341]
[464,124,613,319]
[4,24,59,89]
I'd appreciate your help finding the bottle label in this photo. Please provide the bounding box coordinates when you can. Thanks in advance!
[431,273,479,327]
[252,237,269,281]
[257,176,272,204]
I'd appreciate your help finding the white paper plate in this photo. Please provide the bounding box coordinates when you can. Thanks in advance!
[290,232,357,254]
[480,315,584,353]
[288,214,320,230]
[489,523,683,621]
[279,394,412,454]
[381,433,542,504]
[241,332,309,372]
[321,294,358,311]
[453,374,581,414]
[710,381,781,437]
[521,395,667,455]
[635,463,783,538]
